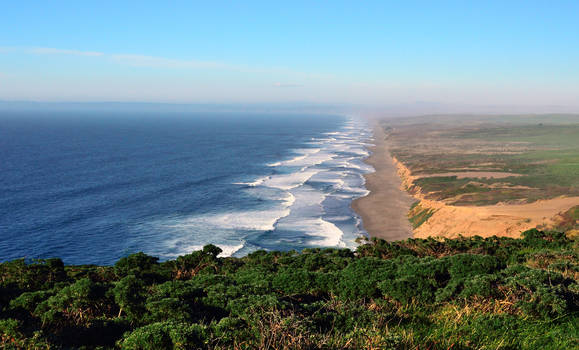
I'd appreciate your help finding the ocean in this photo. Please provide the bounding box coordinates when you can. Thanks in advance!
[0,112,373,265]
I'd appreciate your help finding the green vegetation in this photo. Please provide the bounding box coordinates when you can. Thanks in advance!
[386,115,579,206]
[408,203,436,229]
[558,205,579,231]
[1,230,577,349]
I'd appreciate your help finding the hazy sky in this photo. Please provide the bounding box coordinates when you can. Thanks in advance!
[1,1,578,106]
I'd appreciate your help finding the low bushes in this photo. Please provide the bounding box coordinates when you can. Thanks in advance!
[0,229,577,349]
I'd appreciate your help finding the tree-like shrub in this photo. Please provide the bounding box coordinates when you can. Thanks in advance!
[112,275,147,321]
[115,252,159,278]
[337,257,396,300]
[119,321,207,350]
[145,281,204,322]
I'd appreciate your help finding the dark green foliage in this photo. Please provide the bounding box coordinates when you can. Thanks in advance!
[502,265,576,318]
[435,254,504,302]
[338,257,396,299]
[0,258,68,312]
[9,290,56,314]
[168,245,223,280]
[111,275,147,320]
[272,269,324,294]
[34,277,112,327]
[380,256,449,303]
[521,228,570,248]
[119,321,207,350]
[211,316,248,344]
[0,318,50,349]
[459,274,501,299]
[114,252,160,280]
[0,230,577,349]
[145,281,204,322]
[189,275,240,314]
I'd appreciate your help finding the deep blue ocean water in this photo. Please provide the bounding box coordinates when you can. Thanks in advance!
[0,112,373,265]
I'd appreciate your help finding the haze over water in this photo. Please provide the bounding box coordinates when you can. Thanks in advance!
[0,112,372,264]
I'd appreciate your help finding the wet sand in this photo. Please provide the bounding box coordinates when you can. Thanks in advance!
[352,123,414,240]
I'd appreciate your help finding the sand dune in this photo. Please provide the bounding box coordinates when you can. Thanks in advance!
[393,156,579,238]
[413,196,579,238]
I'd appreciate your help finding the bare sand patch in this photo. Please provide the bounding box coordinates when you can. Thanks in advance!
[391,150,579,238]
[413,196,579,239]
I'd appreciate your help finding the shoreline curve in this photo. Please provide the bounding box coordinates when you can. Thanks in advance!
[352,121,414,240]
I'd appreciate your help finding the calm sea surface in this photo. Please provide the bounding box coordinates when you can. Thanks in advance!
[0,112,373,264]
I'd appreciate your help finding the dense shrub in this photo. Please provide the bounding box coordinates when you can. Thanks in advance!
[145,281,204,322]
[0,229,577,349]
[337,257,396,299]
[34,277,112,327]
[115,253,159,278]
[0,318,50,349]
[111,275,147,321]
[502,265,576,318]
[119,321,207,350]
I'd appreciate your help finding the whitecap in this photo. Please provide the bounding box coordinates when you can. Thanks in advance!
[159,242,245,259]
[233,175,269,187]
[265,148,321,167]
[260,169,320,190]
[163,208,290,232]
[280,218,345,247]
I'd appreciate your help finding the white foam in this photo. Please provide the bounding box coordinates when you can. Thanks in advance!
[342,186,370,196]
[280,218,345,247]
[217,244,245,257]
[161,242,245,258]
[278,154,309,165]
[325,215,353,221]
[305,140,324,145]
[164,208,290,232]
[135,116,376,260]
[310,171,346,189]
[289,185,328,211]
[285,152,334,168]
[267,148,323,167]
[282,192,296,207]
[233,175,269,187]
[344,147,370,156]
[260,169,320,190]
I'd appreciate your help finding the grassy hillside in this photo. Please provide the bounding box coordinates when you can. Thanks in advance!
[385,114,579,207]
[1,229,577,349]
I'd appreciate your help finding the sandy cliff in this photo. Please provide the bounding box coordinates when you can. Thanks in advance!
[392,155,579,238]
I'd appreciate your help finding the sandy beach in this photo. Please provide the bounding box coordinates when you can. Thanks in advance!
[352,122,415,240]
[377,115,579,240]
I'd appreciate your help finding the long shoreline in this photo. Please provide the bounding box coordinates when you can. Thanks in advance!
[352,122,414,240]
[360,121,579,240]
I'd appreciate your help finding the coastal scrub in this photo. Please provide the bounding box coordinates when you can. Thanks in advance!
[1,229,577,349]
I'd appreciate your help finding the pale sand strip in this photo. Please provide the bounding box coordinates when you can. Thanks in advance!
[352,123,415,240]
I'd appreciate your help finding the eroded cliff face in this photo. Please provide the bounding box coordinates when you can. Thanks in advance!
[392,155,578,239]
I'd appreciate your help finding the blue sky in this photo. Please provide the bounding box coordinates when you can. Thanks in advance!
[1,1,578,105]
